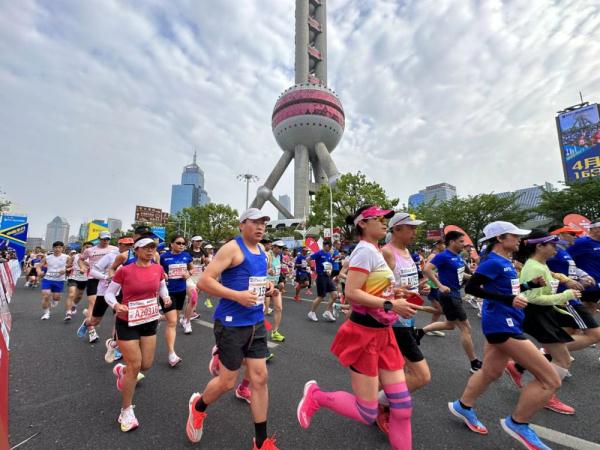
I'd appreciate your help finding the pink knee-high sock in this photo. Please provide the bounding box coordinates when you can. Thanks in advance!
[313,390,378,425]
[189,289,198,307]
[384,382,412,450]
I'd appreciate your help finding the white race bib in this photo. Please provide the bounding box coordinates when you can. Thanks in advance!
[323,262,333,275]
[128,298,160,327]
[168,263,187,279]
[511,279,521,295]
[457,266,465,285]
[399,267,419,290]
[568,261,577,279]
[249,276,268,306]
[550,279,559,294]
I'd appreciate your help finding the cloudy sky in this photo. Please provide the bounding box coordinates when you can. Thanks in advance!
[2,0,600,238]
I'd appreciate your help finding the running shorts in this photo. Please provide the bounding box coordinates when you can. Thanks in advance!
[558,303,599,329]
[581,290,600,304]
[86,279,100,296]
[331,269,340,278]
[523,304,573,344]
[213,319,268,371]
[28,268,37,277]
[92,295,110,318]
[159,290,186,313]
[67,279,87,291]
[41,279,64,293]
[278,274,286,285]
[115,318,158,341]
[330,318,404,377]
[485,332,527,344]
[438,292,467,322]
[428,288,439,302]
[392,326,424,363]
[296,272,310,284]
[316,273,337,297]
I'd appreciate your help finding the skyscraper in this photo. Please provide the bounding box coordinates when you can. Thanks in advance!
[45,216,69,246]
[170,152,211,215]
[277,195,291,220]
[107,218,122,234]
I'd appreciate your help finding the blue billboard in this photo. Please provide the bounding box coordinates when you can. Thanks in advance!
[556,103,600,183]
[0,215,28,262]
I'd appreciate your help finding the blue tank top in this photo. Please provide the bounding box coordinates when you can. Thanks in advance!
[123,249,136,266]
[213,236,268,327]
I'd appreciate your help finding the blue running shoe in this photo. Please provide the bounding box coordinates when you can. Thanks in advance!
[448,400,488,434]
[501,416,552,450]
[114,348,122,361]
[76,319,88,338]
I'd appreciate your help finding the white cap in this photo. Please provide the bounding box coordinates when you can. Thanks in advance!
[388,212,425,229]
[479,221,530,243]
[134,237,156,248]
[99,231,111,239]
[239,208,270,223]
[586,221,600,229]
[273,240,285,247]
[204,244,213,249]
[191,236,203,241]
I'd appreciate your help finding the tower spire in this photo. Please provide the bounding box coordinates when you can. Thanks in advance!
[193,150,197,165]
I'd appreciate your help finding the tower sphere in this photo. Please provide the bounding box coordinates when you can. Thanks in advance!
[272,84,345,153]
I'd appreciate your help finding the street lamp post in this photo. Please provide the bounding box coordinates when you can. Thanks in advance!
[237,174,259,210]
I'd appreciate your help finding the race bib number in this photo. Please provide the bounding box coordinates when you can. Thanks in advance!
[399,267,419,290]
[323,262,333,275]
[301,259,308,269]
[249,276,268,306]
[568,261,577,279]
[128,297,160,327]
[457,266,465,284]
[511,279,520,295]
[550,279,559,294]
[168,263,187,279]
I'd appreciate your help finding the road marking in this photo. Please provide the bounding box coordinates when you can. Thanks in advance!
[531,424,600,450]
[193,319,280,349]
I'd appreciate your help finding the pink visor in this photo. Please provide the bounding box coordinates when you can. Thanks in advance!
[353,206,394,225]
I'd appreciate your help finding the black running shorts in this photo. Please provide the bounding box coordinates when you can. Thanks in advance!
[115,318,158,341]
[316,273,337,297]
[438,292,467,322]
[296,272,310,285]
[485,333,527,344]
[67,279,88,291]
[213,319,268,371]
[92,295,110,318]
[159,290,186,313]
[86,279,100,296]
[581,290,600,304]
[393,327,424,363]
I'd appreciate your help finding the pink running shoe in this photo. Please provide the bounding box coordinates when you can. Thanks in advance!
[235,383,252,404]
[504,361,523,389]
[208,345,220,377]
[113,363,125,392]
[297,380,320,429]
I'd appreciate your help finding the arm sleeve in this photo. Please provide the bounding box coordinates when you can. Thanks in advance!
[465,273,515,305]
[159,279,169,300]
[521,263,575,305]
[104,281,121,308]
[90,254,112,280]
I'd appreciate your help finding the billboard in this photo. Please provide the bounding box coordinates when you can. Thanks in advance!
[86,221,109,243]
[135,205,169,225]
[0,215,28,262]
[556,103,600,183]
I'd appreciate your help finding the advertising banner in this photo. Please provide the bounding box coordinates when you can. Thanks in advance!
[86,221,109,243]
[556,104,600,183]
[135,205,169,225]
[0,214,28,262]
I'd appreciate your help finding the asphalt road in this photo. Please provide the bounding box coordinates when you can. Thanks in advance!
[7,280,600,449]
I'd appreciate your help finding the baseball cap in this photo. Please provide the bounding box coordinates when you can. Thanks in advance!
[353,206,394,225]
[525,235,561,245]
[204,244,214,249]
[99,231,111,240]
[134,237,156,248]
[479,221,530,243]
[239,208,270,223]
[118,237,134,244]
[388,212,425,229]
[587,220,600,229]
[549,226,583,236]
[273,240,285,247]
[135,225,151,235]
[191,236,203,241]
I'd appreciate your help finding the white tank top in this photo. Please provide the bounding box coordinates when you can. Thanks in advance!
[45,254,69,281]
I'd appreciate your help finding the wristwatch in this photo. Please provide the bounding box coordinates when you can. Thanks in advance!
[383,300,393,312]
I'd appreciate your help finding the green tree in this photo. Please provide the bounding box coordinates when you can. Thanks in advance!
[536,179,600,224]
[309,171,399,240]
[0,190,10,213]
[412,193,532,246]
[168,203,239,245]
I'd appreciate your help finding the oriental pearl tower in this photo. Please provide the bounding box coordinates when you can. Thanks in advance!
[250,0,344,219]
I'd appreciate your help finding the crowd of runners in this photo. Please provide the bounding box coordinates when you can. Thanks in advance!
[19,207,600,449]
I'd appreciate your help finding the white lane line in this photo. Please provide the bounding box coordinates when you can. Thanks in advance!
[193,319,280,349]
[531,424,600,450]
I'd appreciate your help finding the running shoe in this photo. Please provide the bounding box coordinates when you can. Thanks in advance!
[307,311,318,322]
[136,372,145,382]
[426,330,445,337]
[51,300,58,308]
[105,338,117,363]
[252,437,279,450]
[63,313,72,322]
[89,329,99,343]
[235,383,252,404]
[293,295,300,302]
[76,319,88,338]
[113,363,125,391]
[376,405,390,435]
[114,348,122,361]
[186,393,207,443]
[204,298,213,308]
[70,306,77,315]
[190,312,201,321]
[208,345,220,377]
[500,416,551,450]
[505,361,523,389]
[266,351,274,362]
[447,400,488,434]
[41,310,50,320]
[184,320,192,334]
[469,359,483,374]
[297,380,320,429]
[544,394,575,415]
[169,353,182,367]
[266,307,273,316]
[271,330,285,342]
[118,406,139,432]
[306,289,313,296]
[322,310,336,322]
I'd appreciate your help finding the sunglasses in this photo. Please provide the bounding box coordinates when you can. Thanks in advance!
[174,241,186,245]
[365,216,388,224]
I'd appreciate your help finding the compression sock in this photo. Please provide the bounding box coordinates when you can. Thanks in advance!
[459,400,471,410]
[254,421,267,448]
[313,390,378,424]
[384,382,412,450]
[189,289,198,307]
[240,378,250,388]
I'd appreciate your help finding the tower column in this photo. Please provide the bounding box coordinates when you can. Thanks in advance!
[315,142,339,184]
[314,0,327,84]
[295,0,309,84]
[294,144,310,218]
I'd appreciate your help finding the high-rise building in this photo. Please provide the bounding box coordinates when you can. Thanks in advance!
[26,237,44,250]
[107,218,122,234]
[423,183,457,205]
[45,216,69,246]
[170,152,211,215]
[278,195,292,220]
[408,192,425,209]
[495,182,553,229]
[78,222,88,241]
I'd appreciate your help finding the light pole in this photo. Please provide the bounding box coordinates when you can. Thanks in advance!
[237,174,259,210]
[328,178,337,240]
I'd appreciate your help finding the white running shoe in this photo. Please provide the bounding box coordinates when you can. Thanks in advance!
[70,306,77,315]
[63,313,72,322]
[322,310,336,322]
[184,320,192,334]
[136,372,145,383]
[307,311,318,322]
[41,310,50,320]
[118,405,139,432]
[89,329,99,343]
[169,353,182,367]
[105,338,117,363]
[426,331,445,337]
[51,300,58,308]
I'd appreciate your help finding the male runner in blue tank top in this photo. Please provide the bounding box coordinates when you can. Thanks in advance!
[186,208,278,450]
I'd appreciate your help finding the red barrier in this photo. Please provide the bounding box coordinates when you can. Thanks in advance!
[0,261,16,450]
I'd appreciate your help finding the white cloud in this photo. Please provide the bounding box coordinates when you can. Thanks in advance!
[1,0,600,237]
